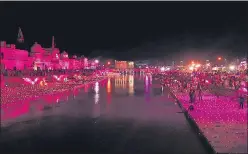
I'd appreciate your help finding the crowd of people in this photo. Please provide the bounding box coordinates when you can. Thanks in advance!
[154,70,247,109]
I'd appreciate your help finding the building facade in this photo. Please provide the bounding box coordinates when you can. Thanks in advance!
[115,60,134,69]
[0,41,88,71]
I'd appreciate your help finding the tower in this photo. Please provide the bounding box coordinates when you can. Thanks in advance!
[17,27,24,43]
[16,27,27,50]
[52,36,55,49]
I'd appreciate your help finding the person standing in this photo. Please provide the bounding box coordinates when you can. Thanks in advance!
[189,89,193,103]
[198,88,203,101]
[192,89,196,103]
[239,94,245,109]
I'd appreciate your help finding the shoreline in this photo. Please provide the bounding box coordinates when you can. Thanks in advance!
[1,76,107,105]
[168,87,216,154]
[168,86,247,154]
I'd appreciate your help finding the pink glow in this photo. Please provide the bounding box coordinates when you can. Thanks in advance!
[53,75,64,81]
[171,84,247,153]
[23,77,39,85]
[0,41,89,70]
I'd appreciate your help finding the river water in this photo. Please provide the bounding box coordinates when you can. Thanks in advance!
[0,75,207,154]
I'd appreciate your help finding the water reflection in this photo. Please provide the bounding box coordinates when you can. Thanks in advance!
[145,75,152,102]
[115,75,128,88]
[84,84,89,93]
[128,75,134,95]
[1,86,83,122]
[94,82,100,104]
[1,75,153,123]
[107,78,111,93]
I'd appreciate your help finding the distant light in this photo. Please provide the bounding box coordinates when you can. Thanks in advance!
[195,64,201,67]
[107,61,111,65]
[218,57,222,60]
[191,61,194,64]
[189,66,194,70]
[95,60,99,63]
[146,66,148,69]
[242,87,247,92]
[229,65,235,70]
[160,67,165,71]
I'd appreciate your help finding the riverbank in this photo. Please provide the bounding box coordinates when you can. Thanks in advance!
[169,86,247,154]
[1,76,107,105]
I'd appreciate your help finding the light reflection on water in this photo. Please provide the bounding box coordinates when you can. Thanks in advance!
[1,75,163,123]
[94,82,100,104]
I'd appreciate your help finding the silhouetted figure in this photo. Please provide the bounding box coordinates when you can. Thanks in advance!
[198,88,203,101]
[239,95,245,109]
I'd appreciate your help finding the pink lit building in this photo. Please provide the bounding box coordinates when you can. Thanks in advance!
[0,41,30,70]
[0,41,88,71]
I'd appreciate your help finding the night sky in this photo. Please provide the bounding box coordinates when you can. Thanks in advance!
[0,2,247,61]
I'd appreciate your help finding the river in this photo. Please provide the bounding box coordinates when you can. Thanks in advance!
[0,75,207,154]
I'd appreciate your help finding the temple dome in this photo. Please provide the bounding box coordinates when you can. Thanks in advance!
[31,42,44,53]
[61,51,68,58]
[72,55,77,59]
[61,51,68,55]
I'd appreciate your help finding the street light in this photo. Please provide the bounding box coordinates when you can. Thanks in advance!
[218,57,222,60]
[229,65,235,71]
[95,60,99,63]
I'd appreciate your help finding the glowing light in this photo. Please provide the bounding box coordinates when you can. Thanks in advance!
[107,78,111,93]
[107,61,111,65]
[195,64,201,67]
[189,66,194,71]
[160,67,165,71]
[95,60,99,63]
[218,57,222,60]
[242,87,247,92]
[39,80,47,86]
[229,65,235,71]
[94,82,99,93]
[212,67,218,71]
[53,75,63,81]
[23,77,39,85]
[128,75,134,95]
[64,78,68,82]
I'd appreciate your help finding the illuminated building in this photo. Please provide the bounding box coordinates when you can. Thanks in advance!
[0,41,30,70]
[115,60,134,69]
[0,40,88,71]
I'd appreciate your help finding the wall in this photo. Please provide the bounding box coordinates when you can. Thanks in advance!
[0,46,29,70]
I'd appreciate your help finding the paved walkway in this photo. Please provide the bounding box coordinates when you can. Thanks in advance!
[171,87,247,154]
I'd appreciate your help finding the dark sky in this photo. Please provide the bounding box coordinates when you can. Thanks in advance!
[0,2,247,61]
